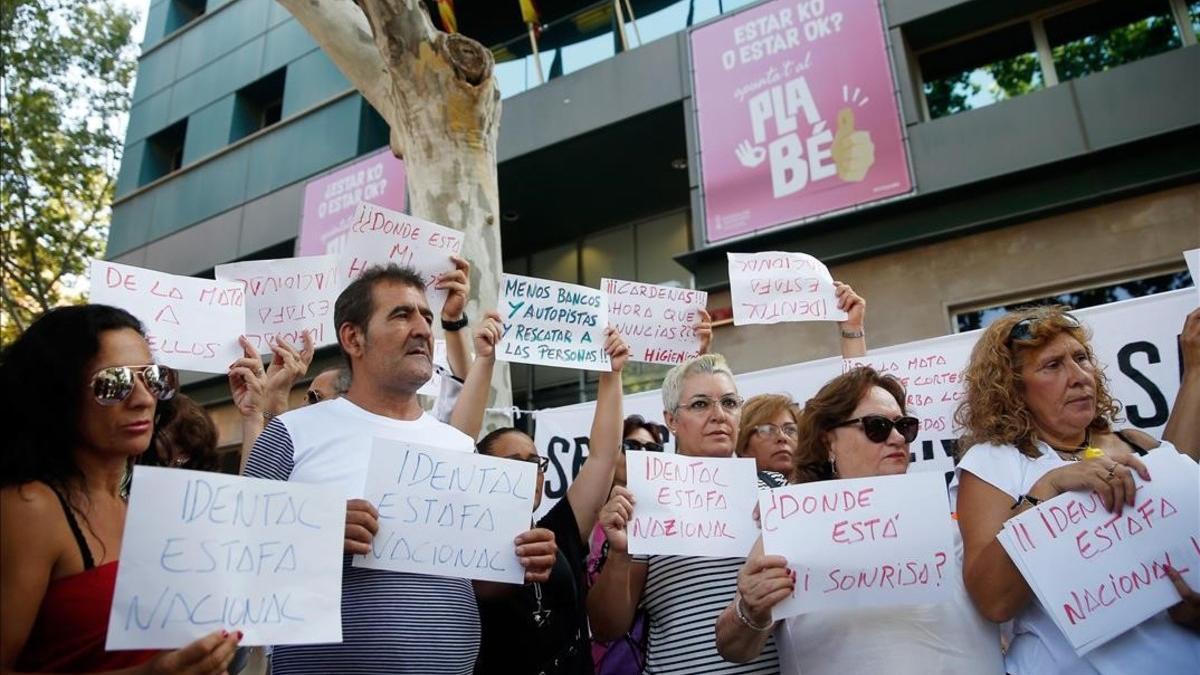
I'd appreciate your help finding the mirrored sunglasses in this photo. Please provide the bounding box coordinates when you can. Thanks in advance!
[1007,312,1081,345]
[834,415,920,444]
[90,364,178,406]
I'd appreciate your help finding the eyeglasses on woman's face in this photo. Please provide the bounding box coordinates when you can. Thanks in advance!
[90,364,178,406]
[750,423,798,440]
[677,395,744,416]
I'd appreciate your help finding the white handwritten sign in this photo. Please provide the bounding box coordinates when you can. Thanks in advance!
[602,278,708,365]
[416,339,450,397]
[353,439,536,584]
[339,201,464,315]
[727,251,847,326]
[1184,248,1199,304]
[214,255,339,354]
[498,273,611,371]
[759,471,953,618]
[997,448,1200,654]
[89,260,245,373]
[625,451,759,557]
[106,467,345,649]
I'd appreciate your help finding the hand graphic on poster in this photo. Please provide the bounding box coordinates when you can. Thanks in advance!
[735,140,767,168]
[832,108,875,182]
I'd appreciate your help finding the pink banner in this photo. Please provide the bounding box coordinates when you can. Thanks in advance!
[691,0,912,243]
[297,147,407,256]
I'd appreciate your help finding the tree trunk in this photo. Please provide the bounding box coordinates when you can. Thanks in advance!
[277,0,512,429]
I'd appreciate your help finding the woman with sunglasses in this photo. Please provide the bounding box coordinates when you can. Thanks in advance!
[1,305,241,674]
[715,366,1005,674]
[468,328,629,675]
[954,306,1199,674]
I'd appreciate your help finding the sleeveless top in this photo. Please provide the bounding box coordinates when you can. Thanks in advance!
[16,488,157,672]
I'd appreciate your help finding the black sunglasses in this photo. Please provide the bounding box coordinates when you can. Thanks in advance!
[515,455,550,472]
[305,389,324,405]
[834,415,920,443]
[622,439,664,453]
[1007,312,1081,346]
[90,364,178,406]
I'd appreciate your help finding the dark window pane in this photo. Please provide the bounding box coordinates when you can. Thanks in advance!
[230,68,287,143]
[140,119,188,185]
[919,22,1044,119]
[955,270,1193,332]
[1044,0,1182,83]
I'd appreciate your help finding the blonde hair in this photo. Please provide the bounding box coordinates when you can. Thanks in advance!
[735,394,798,458]
[661,353,736,413]
[954,305,1120,459]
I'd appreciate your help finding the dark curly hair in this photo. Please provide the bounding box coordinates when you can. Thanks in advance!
[140,394,220,472]
[1,304,145,492]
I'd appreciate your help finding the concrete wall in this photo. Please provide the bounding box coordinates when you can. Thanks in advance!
[712,183,1200,374]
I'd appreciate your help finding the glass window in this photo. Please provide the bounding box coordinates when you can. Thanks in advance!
[530,242,578,284]
[166,0,205,35]
[582,226,635,288]
[919,22,1044,120]
[1044,0,1183,83]
[231,68,286,143]
[140,119,188,185]
[953,269,1193,332]
[635,210,692,287]
[1191,0,1200,36]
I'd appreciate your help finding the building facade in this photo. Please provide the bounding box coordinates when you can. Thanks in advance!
[107,0,1200,453]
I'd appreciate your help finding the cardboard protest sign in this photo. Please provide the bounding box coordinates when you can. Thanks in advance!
[602,278,708,365]
[89,260,244,373]
[728,251,848,325]
[997,449,1200,655]
[338,201,464,315]
[760,471,953,617]
[214,255,339,354]
[1184,248,1199,304]
[691,0,912,243]
[498,273,611,372]
[106,467,345,649]
[626,451,760,557]
[353,439,537,584]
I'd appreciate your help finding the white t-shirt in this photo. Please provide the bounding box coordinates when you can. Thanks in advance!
[954,440,1200,675]
[281,396,474,500]
[776,524,1005,675]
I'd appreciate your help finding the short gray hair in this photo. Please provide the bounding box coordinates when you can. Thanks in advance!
[332,367,352,395]
[661,353,737,413]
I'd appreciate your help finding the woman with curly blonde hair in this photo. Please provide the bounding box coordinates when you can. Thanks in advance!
[954,305,1199,675]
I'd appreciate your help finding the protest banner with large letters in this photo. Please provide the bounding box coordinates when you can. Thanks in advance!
[338,201,464,315]
[298,147,406,257]
[529,289,1192,520]
[728,251,848,325]
[498,273,611,372]
[626,451,760,557]
[89,260,245,374]
[602,278,708,365]
[691,0,912,243]
[106,467,345,649]
[215,255,340,353]
[353,439,537,584]
[760,471,954,617]
[997,449,1200,654]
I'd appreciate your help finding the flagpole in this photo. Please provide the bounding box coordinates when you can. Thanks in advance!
[527,22,544,84]
[613,0,630,52]
[623,0,642,47]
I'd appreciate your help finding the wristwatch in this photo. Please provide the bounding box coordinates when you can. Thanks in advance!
[442,315,469,332]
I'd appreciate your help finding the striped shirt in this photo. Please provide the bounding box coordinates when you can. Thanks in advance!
[634,555,779,674]
[244,398,479,675]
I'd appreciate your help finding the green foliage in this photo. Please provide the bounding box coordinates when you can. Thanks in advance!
[1,0,137,344]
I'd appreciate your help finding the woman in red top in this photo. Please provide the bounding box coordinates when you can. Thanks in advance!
[1,305,241,675]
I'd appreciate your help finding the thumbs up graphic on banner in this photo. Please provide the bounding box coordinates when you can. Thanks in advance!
[832,108,876,182]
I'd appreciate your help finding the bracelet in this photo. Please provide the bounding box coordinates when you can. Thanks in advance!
[442,315,469,332]
[1011,493,1041,510]
[840,329,865,339]
[733,593,773,633]
[262,411,276,422]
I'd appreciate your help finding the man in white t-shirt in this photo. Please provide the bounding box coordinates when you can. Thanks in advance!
[244,263,557,675]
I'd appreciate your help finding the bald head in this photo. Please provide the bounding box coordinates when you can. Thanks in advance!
[307,367,351,405]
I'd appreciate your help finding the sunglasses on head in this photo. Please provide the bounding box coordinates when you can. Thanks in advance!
[834,415,920,443]
[1006,312,1081,346]
[622,439,664,453]
[90,364,178,406]
[305,389,324,405]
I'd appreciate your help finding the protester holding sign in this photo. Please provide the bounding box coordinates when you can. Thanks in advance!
[1,305,241,674]
[715,367,1003,674]
[955,306,1200,674]
[1162,307,1200,459]
[243,264,557,674]
[588,354,780,674]
[470,329,629,675]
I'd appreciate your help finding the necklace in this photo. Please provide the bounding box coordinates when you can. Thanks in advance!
[531,582,552,628]
[1047,430,1102,462]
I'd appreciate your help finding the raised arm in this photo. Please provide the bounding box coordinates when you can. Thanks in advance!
[437,255,473,381]
[586,486,648,641]
[564,329,629,543]
[715,536,793,663]
[834,281,866,358]
[448,310,501,439]
[1163,308,1200,460]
